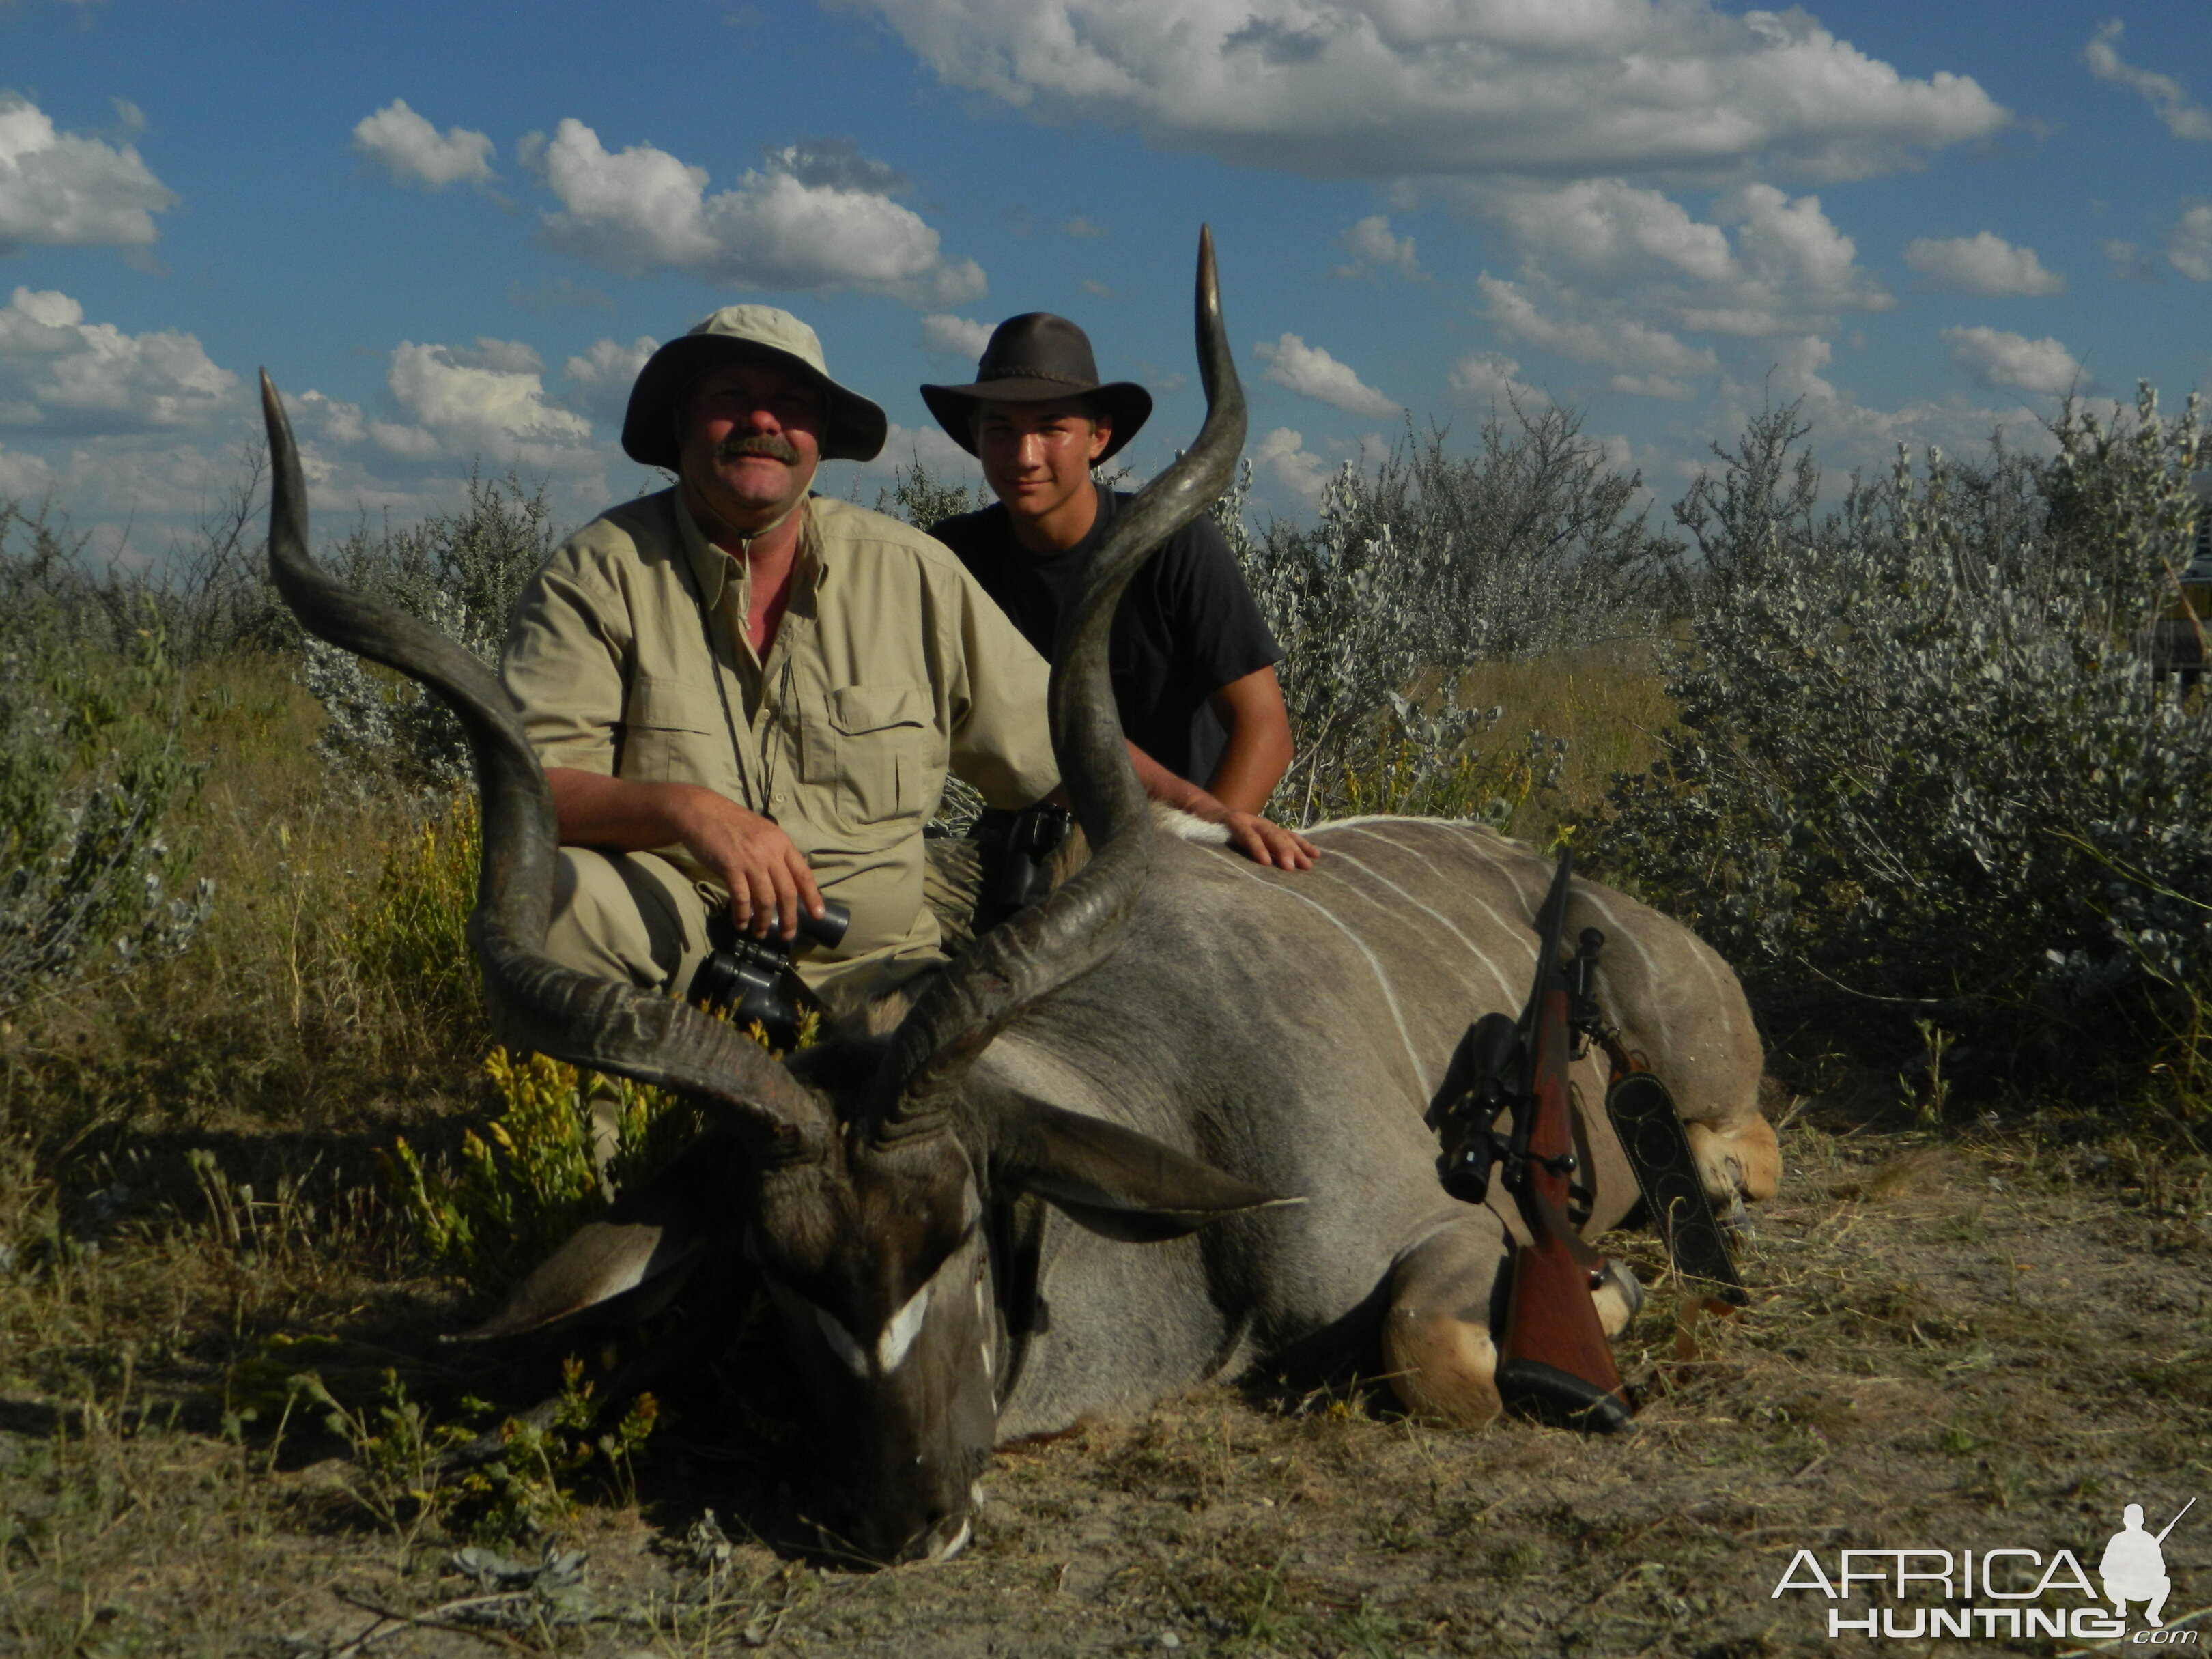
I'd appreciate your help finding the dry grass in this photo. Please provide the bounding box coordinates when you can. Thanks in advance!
[4,1080,2207,1655]
[1458,644,1673,845]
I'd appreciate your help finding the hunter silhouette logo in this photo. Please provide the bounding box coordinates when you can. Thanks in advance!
[2103,1499,2194,1630]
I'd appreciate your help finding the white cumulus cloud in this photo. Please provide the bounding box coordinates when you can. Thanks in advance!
[534,121,985,307]
[352,100,498,190]
[1251,427,1333,502]
[0,93,176,253]
[1478,274,1717,379]
[1608,373,1696,401]
[855,0,2007,182]
[0,285,235,433]
[1447,350,1547,410]
[0,440,48,496]
[561,335,657,420]
[1333,214,1421,279]
[1903,232,2065,296]
[1477,180,1735,292]
[1254,333,1399,419]
[370,340,596,468]
[1940,326,2083,396]
[921,313,993,360]
[836,419,984,487]
[1467,180,1887,388]
[2169,204,2212,282]
[2083,20,2212,142]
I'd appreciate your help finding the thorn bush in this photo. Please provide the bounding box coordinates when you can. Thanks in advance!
[0,500,212,1016]
[1228,409,1678,825]
[1602,390,2211,1079]
[302,470,556,795]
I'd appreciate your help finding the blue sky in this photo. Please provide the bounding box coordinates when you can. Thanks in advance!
[1,0,2207,563]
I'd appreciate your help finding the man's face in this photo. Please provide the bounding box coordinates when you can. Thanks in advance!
[677,359,827,534]
[974,399,1110,530]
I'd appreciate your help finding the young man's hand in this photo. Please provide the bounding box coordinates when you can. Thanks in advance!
[1115,743,1319,870]
[1217,808,1318,870]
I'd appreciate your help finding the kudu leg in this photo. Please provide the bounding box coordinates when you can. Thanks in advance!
[1381,1217,1510,1429]
[1382,1211,1641,1430]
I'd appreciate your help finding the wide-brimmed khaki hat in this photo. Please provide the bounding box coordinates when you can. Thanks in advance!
[623,305,888,470]
[921,313,1151,462]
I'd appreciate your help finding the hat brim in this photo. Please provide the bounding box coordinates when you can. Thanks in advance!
[623,334,888,470]
[918,377,1153,462]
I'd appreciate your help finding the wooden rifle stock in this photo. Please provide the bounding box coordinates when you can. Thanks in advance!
[1494,855,1634,1432]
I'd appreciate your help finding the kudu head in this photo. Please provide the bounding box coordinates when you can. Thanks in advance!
[263,228,1271,1564]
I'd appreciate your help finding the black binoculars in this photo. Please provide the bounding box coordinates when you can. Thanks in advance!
[688,899,849,1049]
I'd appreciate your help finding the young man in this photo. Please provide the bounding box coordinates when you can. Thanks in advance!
[922,313,1313,875]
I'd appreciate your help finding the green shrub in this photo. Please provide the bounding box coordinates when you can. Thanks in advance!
[351,793,481,1042]
[302,470,556,793]
[1603,390,2211,1077]
[1231,411,1677,825]
[384,1047,709,1288]
[879,455,984,531]
[291,1359,657,1543]
[0,501,212,1016]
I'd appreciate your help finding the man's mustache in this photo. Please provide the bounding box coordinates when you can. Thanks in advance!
[716,434,802,465]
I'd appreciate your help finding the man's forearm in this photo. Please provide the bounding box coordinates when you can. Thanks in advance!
[546,767,723,850]
[1124,742,1210,812]
[1205,727,1292,815]
[1118,743,1317,871]
[545,767,824,933]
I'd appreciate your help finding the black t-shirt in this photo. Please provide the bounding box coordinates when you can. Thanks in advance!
[931,487,1282,787]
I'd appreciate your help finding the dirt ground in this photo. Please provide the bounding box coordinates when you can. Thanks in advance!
[3,1098,2208,1659]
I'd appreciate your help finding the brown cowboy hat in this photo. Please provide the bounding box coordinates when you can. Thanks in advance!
[920,313,1152,462]
[623,304,888,470]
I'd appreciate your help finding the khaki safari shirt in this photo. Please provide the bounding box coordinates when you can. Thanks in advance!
[502,489,1060,987]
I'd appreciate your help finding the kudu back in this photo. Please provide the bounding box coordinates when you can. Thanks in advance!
[263,230,1777,1565]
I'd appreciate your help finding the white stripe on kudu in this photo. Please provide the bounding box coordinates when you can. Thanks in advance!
[1571,888,1658,979]
[1331,823,1542,968]
[1303,845,1519,1004]
[1218,857,1426,1086]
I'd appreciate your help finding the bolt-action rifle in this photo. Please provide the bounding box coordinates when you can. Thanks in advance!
[1428,847,1634,1432]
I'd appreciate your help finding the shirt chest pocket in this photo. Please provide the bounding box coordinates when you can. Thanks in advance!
[799,684,936,826]
[620,674,728,787]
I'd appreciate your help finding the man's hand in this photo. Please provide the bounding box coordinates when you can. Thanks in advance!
[1116,743,1319,871]
[664,787,823,938]
[545,769,823,938]
[1216,808,1318,871]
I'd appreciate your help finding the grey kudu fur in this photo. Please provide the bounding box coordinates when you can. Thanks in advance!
[263,230,1779,1565]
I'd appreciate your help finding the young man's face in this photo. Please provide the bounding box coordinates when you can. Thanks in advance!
[974,398,1111,533]
[677,359,827,535]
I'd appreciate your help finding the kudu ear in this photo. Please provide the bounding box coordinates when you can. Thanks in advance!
[995,1101,1300,1243]
[447,1135,742,1344]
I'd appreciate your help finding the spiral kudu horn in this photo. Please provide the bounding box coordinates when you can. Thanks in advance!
[259,373,830,1163]
[868,227,1247,1144]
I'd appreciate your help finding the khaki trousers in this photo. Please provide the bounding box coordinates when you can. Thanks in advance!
[542,845,983,1014]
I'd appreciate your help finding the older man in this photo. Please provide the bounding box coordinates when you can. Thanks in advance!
[502,306,1062,1007]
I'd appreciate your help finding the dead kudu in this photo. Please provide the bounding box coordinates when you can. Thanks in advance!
[262,231,1777,1565]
